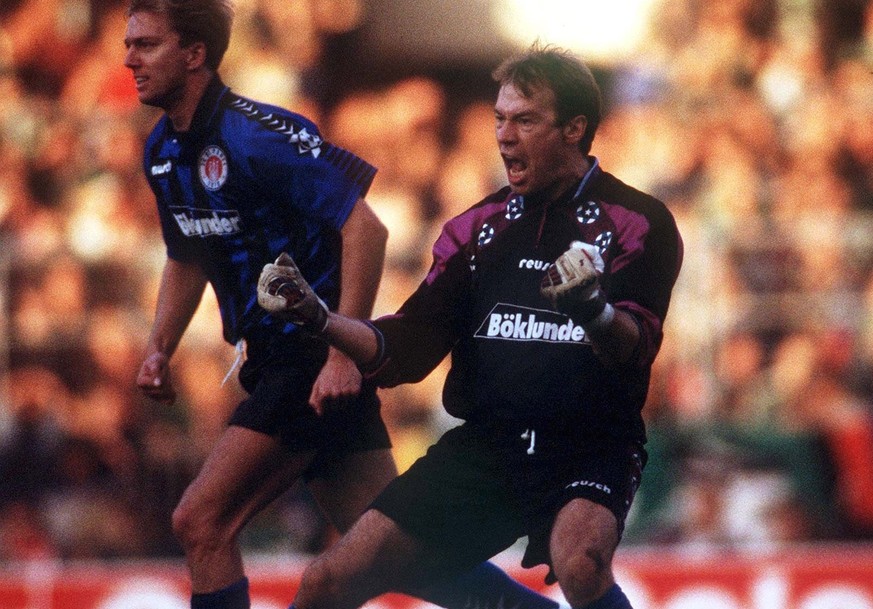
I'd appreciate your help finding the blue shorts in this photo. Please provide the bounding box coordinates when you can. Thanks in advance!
[229,334,391,480]
[370,420,645,583]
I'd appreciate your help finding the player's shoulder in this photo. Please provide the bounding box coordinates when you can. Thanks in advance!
[216,91,327,163]
[439,187,513,245]
[144,114,168,142]
[143,115,171,160]
[451,186,513,222]
[220,92,320,138]
[594,169,677,227]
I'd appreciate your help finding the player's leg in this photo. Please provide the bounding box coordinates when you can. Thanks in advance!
[292,507,468,609]
[173,424,315,602]
[544,442,645,609]
[305,447,397,532]
[307,448,559,609]
[549,498,631,608]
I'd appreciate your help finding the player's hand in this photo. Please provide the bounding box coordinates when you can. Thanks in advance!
[257,253,329,333]
[309,348,362,415]
[540,241,607,324]
[136,351,177,405]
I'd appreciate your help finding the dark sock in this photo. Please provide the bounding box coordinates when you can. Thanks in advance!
[191,577,250,609]
[421,561,560,609]
[582,583,632,609]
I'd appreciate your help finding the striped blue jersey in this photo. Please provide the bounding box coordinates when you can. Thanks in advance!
[143,77,377,345]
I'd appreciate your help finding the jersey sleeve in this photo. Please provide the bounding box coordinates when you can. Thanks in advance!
[369,223,474,387]
[242,115,376,231]
[609,199,683,367]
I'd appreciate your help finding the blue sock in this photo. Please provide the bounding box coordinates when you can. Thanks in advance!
[582,583,632,609]
[191,577,250,609]
[421,561,559,609]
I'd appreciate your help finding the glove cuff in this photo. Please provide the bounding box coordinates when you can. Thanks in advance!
[301,297,329,334]
[565,289,608,325]
[582,302,615,334]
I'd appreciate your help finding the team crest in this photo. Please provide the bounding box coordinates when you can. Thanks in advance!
[199,145,229,191]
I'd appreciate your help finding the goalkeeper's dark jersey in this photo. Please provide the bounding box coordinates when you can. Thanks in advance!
[372,159,682,443]
[143,77,376,345]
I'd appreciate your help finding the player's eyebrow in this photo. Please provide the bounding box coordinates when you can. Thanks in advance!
[495,108,542,122]
[124,34,161,48]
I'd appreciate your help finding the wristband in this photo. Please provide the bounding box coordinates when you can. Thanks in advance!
[582,302,615,334]
[358,321,387,374]
[564,288,607,325]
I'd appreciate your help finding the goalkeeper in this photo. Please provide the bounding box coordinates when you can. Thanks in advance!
[259,44,683,609]
[129,1,564,608]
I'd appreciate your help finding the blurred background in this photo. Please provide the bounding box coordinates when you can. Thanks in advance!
[1,0,873,572]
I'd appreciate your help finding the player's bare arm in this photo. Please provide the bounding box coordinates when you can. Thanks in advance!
[308,198,387,412]
[258,255,382,369]
[137,257,208,404]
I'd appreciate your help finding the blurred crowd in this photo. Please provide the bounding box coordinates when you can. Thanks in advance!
[1,0,873,563]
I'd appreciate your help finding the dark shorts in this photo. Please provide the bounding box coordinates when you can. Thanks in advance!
[228,334,391,480]
[370,420,645,582]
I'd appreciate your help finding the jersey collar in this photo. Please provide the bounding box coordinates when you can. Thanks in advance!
[171,75,229,139]
[517,156,602,211]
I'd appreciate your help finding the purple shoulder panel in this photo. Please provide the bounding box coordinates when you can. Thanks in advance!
[424,195,510,285]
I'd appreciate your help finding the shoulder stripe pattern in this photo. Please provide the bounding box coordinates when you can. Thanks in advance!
[225,93,376,191]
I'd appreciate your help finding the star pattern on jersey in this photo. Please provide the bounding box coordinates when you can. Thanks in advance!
[478,224,495,247]
[288,127,323,158]
[469,253,477,273]
[594,231,613,254]
[576,200,600,225]
[505,196,524,220]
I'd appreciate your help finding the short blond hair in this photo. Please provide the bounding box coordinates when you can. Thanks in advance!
[128,0,234,71]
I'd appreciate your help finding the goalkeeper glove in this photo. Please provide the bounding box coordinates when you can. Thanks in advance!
[540,241,611,327]
[257,253,329,333]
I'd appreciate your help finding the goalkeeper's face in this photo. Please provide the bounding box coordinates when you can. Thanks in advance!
[124,11,190,111]
[495,82,586,201]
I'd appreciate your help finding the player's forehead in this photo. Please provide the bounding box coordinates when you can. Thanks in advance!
[125,10,176,42]
[494,82,557,118]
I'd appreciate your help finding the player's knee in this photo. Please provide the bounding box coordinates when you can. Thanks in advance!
[171,499,199,549]
[295,557,346,609]
[171,496,226,552]
[554,548,614,607]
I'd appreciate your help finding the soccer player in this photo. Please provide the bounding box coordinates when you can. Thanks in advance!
[258,44,683,609]
[126,2,562,609]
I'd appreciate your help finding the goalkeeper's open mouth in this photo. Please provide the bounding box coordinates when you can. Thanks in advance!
[503,154,528,187]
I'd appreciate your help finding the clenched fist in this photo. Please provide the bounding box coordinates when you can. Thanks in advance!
[540,241,607,324]
[257,253,329,333]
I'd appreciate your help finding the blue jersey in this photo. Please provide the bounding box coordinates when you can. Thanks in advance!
[143,77,376,345]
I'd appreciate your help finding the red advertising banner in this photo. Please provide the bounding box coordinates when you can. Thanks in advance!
[1,545,872,609]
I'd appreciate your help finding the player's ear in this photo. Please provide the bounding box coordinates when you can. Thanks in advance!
[562,115,586,145]
[185,41,207,70]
